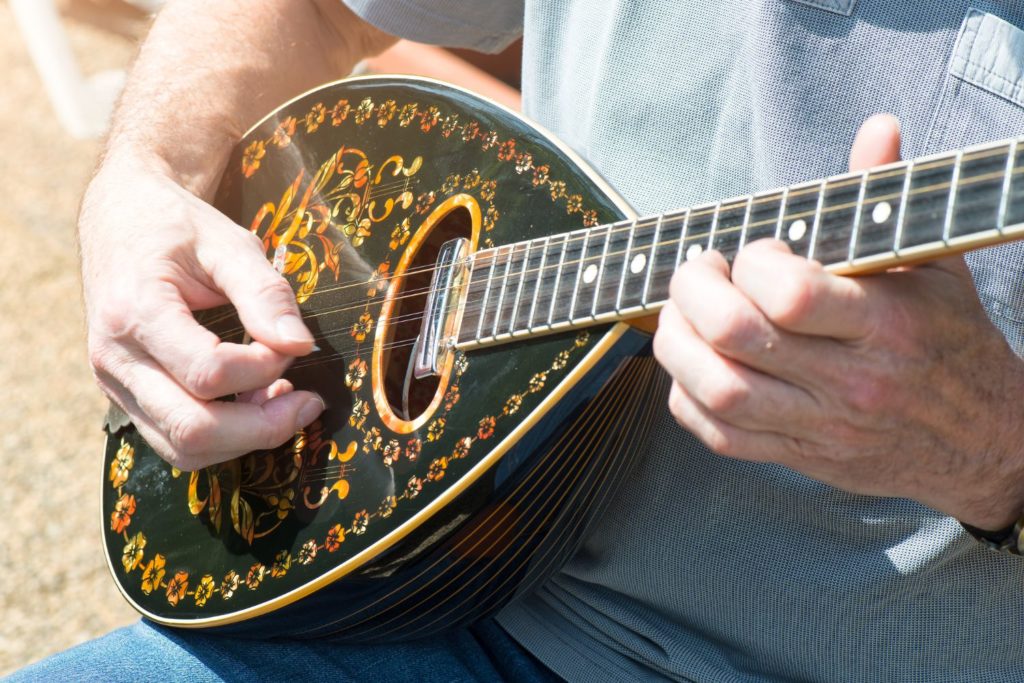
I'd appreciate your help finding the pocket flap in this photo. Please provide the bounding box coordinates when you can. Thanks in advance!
[787,0,856,16]
[950,9,1024,107]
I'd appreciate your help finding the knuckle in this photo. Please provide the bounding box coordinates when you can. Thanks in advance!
[182,358,228,400]
[842,373,889,415]
[703,307,763,354]
[91,294,139,341]
[164,406,215,460]
[253,274,296,307]
[667,385,688,423]
[768,272,816,327]
[699,374,750,417]
[702,427,736,457]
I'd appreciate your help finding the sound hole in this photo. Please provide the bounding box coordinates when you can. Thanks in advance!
[382,206,473,420]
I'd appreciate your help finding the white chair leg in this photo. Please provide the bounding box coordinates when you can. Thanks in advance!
[9,0,125,139]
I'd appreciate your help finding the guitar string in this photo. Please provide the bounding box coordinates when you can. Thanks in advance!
[361,359,658,640]
[196,175,419,327]
[292,353,646,637]
[210,166,1015,372]
[207,158,1007,356]
[205,141,1015,332]
[212,160,1010,349]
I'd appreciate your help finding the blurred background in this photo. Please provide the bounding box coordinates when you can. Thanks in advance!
[0,0,519,674]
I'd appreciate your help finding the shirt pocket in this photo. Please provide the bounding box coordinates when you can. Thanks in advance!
[784,0,856,17]
[926,9,1024,355]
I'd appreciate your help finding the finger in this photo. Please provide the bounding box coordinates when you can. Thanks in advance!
[655,302,815,432]
[849,113,902,171]
[238,379,295,406]
[731,240,873,339]
[132,286,296,400]
[671,250,788,360]
[194,212,315,355]
[105,350,324,470]
[666,382,799,463]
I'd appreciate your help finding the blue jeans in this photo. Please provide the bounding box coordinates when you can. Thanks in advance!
[7,618,561,682]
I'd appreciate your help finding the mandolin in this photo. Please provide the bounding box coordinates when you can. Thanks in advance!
[102,76,1024,641]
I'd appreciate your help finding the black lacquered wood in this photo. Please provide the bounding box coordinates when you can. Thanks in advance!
[854,164,907,260]
[901,156,955,250]
[745,192,784,245]
[814,175,862,265]
[953,146,1007,240]
[712,198,749,264]
[780,182,820,259]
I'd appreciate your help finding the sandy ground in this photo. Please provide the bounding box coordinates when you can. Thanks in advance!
[0,2,140,674]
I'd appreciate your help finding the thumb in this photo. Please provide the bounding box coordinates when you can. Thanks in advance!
[849,113,902,172]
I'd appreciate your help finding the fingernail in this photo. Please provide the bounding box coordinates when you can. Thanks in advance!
[297,395,325,427]
[276,314,313,344]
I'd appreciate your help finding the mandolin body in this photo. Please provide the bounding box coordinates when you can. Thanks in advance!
[100,76,664,640]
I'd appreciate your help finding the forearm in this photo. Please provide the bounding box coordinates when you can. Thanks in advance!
[103,0,395,198]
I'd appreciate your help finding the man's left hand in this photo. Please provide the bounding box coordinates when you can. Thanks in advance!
[654,113,1024,530]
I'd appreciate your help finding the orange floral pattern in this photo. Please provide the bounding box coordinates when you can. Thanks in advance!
[109,83,605,611]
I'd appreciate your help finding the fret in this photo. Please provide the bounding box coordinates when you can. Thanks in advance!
[847,171,868,263]
[613,219,638,313]
[672,208,692,268]
[641,215,663,306]
[506,241,532,336]
[780,181,819,258]
[590,224,613,318]
[684,204,716,262]
[999,139,1018,231]
[1000,140,1024,230]
[465,249,496,342]
[854,163,907,260]
[650,211,685,306]
[567,230,592,322]
[951,144,1010,240]
[706,202,722,251]
[545,233,574,327]
[813,174,860,267]
[745,191,784,246]
[575,224,610,322]
[619,217,658,312]
[462,137,1024,348]
[496,242,529,338]
[942,151,963,244]
[775,187,789,240]
[893,161,914,253]
[594,220,631,317]
[807,179,826,261]
[711,198,748,264]
[478,245,510,340]
[901,154,955,250]
[515,236,547,334]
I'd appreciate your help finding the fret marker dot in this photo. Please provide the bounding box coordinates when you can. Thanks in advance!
[582,263,599,284]
[630,253,647,274]
[686,244,703,261]
[872,201,892,224]
[787,219,807,242]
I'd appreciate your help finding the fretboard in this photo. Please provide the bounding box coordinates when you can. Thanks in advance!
[457,137,1024,349]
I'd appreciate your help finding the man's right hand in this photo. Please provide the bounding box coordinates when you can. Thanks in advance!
[79,0,396,471]
[82,156,324,471]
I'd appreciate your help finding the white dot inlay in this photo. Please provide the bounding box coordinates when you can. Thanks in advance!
[686,244,704,261]
[872,201,892,224]
[582,263,599,284]
[787,219,807,242]
[629,253,647,274]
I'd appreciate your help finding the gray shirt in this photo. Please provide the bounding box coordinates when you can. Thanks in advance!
[344,1,1024,680]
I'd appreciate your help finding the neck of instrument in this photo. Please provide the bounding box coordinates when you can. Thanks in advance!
[456,137,1024,350]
